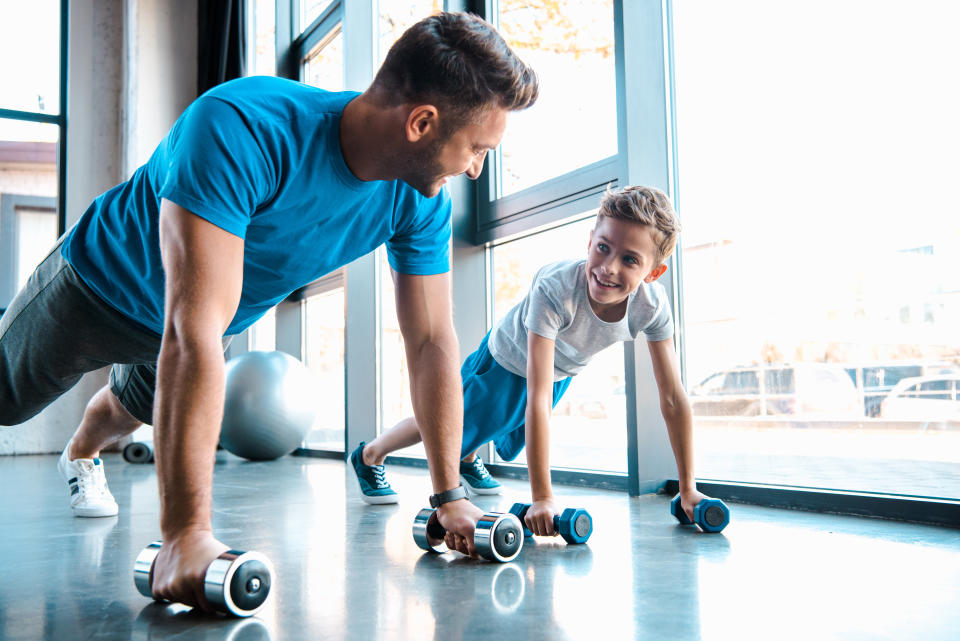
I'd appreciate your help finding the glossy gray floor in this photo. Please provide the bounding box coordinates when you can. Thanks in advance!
[1,453,959,641]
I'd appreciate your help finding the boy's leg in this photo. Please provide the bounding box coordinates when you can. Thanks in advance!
[458,447,502,495]
[348,417,421,505]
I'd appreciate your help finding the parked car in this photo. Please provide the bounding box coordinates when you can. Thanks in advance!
[843,362,958,417]
[878,374,960,422]
[689,363,861,418]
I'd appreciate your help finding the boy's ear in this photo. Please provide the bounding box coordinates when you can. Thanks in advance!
[645,263,668,283]
[587,229,594,251]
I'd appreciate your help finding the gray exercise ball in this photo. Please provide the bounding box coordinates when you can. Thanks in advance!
[220,351,318,461]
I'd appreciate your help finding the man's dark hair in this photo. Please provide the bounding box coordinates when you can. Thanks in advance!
[371,12,538,134]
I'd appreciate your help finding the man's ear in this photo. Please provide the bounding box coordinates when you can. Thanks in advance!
[405,104,440,143]
[645,263,668,283]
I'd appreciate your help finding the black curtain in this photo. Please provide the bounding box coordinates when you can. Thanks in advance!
[198,0,248,95]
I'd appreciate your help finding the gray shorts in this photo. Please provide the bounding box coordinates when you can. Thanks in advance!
[2,240,165,425]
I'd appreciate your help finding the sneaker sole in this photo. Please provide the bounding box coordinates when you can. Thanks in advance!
[460,475,503,496]
[72,504,119,518]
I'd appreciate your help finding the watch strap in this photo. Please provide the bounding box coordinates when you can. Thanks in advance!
[429,485,467,508]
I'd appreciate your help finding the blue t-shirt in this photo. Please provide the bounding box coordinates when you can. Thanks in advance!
[63,76,451,336]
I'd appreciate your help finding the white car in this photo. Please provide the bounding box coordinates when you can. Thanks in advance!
[879,374,960,422]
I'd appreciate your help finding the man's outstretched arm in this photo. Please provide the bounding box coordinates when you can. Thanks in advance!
[150,198,244,610]
[393,269,483,556]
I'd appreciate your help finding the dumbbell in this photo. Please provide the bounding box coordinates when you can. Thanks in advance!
[133,541,274,617]
[412,508,524,562]
[670,494,730,533]
[508,502,593,544]
[123,440,154,463]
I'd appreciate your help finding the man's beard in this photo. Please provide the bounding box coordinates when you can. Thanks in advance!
[401,138,447,197]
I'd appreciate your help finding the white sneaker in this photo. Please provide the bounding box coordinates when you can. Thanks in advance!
[57,445,119,517]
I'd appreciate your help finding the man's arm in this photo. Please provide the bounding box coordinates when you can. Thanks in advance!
[393,269,483,555]
[150,199,244,609]
[647,338,706,519]
[523,331,559,535]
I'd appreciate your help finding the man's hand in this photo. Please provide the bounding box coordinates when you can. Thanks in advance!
[524,498,559,537]
[679,487,710,523]
[436,498,484,557]
[149,530,229,612]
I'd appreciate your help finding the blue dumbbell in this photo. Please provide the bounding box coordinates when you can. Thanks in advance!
[508,502,593,544]
[670,494,730,533]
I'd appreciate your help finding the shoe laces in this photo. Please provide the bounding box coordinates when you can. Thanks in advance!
[471,457,491,480]
[75,460,111,499]
[371,465,390,490]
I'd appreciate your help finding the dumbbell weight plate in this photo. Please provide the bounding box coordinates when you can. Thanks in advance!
[412,508,449,553]
[703,505,726,528]
[474,513,523,563]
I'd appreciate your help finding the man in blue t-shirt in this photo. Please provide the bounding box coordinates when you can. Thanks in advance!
[0,12,538,609]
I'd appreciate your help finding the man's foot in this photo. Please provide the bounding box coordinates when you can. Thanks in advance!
[57,444,119,517]
[349,442,398,505]
[460,456,502,495]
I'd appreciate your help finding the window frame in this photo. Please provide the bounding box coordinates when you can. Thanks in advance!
[0,0,68,237]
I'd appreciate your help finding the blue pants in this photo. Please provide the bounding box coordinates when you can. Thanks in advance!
[460,332,571,461]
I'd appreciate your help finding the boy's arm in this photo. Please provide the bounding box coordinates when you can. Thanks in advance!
[524,331,560,536]
[647,338,707,520]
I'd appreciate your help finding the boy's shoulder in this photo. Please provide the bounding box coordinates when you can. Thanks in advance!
[532,258,584,289]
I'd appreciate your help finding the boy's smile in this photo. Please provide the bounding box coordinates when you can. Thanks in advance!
[585,216,667,320]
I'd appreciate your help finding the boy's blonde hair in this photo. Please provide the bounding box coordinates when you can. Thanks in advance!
[596,185,681,265]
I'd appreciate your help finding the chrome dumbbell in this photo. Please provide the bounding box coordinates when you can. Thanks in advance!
[133,541,274,617]
[412,508,524,563]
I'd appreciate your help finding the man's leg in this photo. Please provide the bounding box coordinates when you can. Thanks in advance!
[68,385,141,460]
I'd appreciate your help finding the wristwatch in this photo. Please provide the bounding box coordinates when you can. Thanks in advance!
[429,485,467,508]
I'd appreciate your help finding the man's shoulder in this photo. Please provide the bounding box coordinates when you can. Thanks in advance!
[200,77,359,123]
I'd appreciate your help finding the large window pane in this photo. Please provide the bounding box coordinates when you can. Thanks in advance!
[491,213,628,473]
[0,119,59,310]
[674,1,960,499]
[380,249,420,457]
[303,27,343,91]
[495,0,616,197]
[301,0,335,31]
[0,1,60,114]
[303,288,346,451]
[253,0,276,76]
[377,1,443,64]
[248,307,277,352]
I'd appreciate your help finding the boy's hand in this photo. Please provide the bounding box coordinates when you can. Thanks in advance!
[680,488,710,523]
[525,498,559,537]
[437,498,484,557]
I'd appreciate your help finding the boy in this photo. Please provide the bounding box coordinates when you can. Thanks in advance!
[351,186,708,533]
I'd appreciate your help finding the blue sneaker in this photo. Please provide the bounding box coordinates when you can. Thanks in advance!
[350,442,398,505]
[460,456,502,495]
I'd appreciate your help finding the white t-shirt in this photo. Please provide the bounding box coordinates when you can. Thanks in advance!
[488,259,674,381]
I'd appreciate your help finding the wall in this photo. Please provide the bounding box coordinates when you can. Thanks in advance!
[2,0,197,455]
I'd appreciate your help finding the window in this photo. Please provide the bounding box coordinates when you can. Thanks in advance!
[303,288,346,450]
[380,249,420,456]
[674,1,960,499]
[377,1,443,64]
[0,123,60,311]
[303,27,343,91]
[248,307,277,352]
[0,0,65,311]
[490,213,628,473]
[493,0,616,197]
[251,0,277,76]
[0,2,61,116]
[301,0,335,30]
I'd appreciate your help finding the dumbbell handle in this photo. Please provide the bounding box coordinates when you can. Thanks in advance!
[514,504,561,534]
